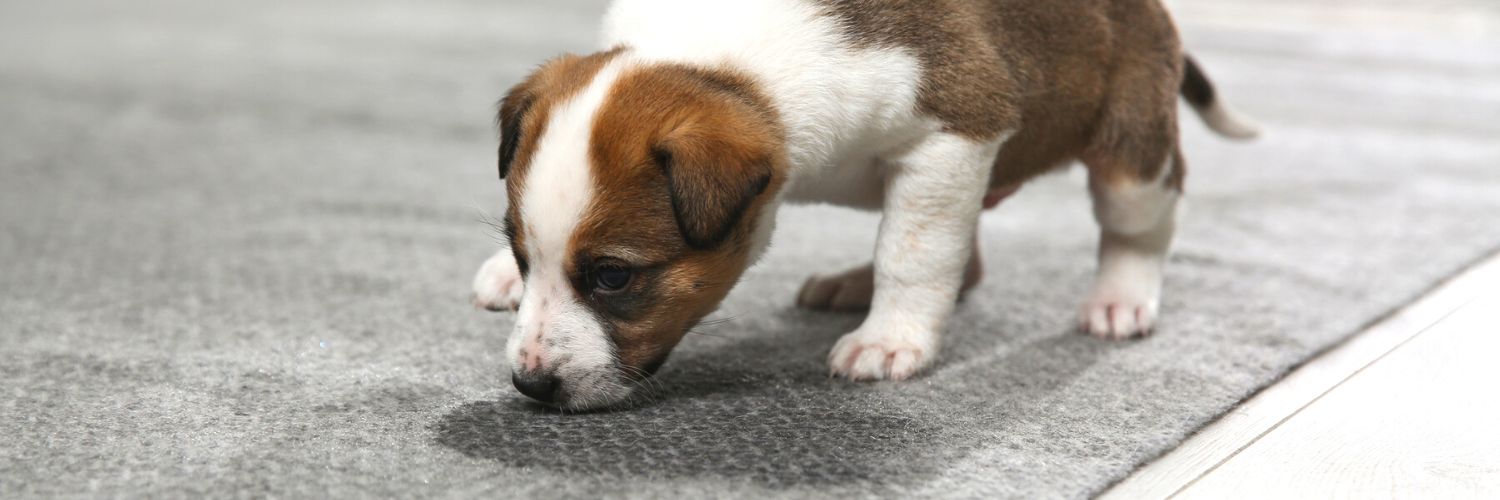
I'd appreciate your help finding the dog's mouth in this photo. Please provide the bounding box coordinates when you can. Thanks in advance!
[512,361,667,412]
[505,313,688,411]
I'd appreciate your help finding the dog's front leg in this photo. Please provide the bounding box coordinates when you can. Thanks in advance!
[472,245,524,312]
[828,133,1003,380]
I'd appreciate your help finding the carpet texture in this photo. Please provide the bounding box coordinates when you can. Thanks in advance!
[3,0,1499,498]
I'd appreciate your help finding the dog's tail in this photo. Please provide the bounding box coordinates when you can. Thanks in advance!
[1181,55,1261,140]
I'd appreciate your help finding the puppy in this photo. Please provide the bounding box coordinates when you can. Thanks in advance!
[472,0,1258,410]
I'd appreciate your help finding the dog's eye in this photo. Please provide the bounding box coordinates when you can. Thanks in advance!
[594,265,631,292]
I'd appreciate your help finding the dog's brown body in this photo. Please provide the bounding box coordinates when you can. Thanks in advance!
[826,0,1190,189]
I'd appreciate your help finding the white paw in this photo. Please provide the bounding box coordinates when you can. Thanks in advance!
[471,248,524,312]
[1079,291,1159,340]
[796,264,875,311]
[827,325,936,381]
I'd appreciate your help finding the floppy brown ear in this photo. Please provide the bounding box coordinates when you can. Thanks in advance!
[652,131,773,250]
[497,84,533,180]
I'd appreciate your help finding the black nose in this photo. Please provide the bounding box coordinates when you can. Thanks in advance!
[512,371,562,404]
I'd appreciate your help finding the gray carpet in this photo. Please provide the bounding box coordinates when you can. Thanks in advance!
[3,0,1499,498]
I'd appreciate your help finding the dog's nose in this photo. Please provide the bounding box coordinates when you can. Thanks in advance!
[512,371,562,404]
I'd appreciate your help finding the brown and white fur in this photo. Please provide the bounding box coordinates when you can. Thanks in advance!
[472,0,1258,410]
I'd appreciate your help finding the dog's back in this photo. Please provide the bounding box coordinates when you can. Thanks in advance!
[606,0,1196,189]
[817,0,1184,187]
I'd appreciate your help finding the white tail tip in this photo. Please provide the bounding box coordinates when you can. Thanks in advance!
[1196,101,1262,140]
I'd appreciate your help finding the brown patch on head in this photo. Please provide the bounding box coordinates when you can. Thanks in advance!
[497,48,623,269]
[497,48,623,181]
[567,63,786,373]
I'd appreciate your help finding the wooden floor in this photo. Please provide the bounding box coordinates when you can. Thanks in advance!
[1103,252,1500,499]
[1107,2,1500,495]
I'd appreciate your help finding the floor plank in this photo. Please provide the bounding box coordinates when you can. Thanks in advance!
[1178,286,1500,498]
[1103,252,1500,498]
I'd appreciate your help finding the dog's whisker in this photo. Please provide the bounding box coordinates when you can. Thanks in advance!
[696,315,742,328]
[684,328,733,339]
[472,210,511,245]
[620,365,664,401]
[628,378,659,405]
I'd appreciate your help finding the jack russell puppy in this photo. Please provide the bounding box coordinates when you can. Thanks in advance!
[472,0,1258,410]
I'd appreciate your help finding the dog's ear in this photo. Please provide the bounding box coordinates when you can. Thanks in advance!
[497,84,533,180]
[652,128,773,250]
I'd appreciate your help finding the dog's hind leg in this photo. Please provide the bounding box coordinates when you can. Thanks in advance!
[1080,140,1183,340]
[796,230,987,312]
[1074,40,1188,340]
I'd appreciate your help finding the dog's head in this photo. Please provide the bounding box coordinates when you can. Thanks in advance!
[496,50,784,410]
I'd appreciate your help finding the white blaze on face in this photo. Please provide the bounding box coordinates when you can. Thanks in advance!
[505,60,633,408]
